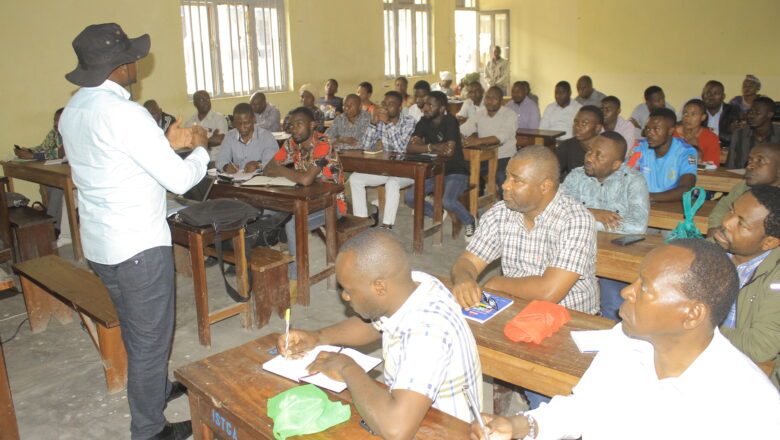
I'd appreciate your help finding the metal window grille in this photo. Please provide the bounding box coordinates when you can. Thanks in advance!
[180,0,289,97]
[383,0,432,78]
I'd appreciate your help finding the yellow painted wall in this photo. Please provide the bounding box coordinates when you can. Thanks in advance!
[481,0,780,114]
[0,0,455,200]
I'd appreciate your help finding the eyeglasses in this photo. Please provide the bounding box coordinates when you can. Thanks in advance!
[480,292,498,311]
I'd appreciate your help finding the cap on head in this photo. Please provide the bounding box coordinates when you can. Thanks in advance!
[66,23,150,87]
[439,71,454,81]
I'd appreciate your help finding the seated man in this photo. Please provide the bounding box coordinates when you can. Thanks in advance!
[727,96,780,168]
[561,131,649,320]
[456,81,485,124]
[520,80,539,104]
[324,94,370,150]
[405,80,430,122]
[701,80,741,146]
[250,91,281,132]
[451,146,598,315]
[403,91,476,240]
[461,86,518,197]
[472,239,780,440]
[143,100,175,134]
[505,80,540,130]
[357,81,376,114]
[626,108,697,202]
[318,78,343,121]
[263,107,345,289]
[539,81,582,139]
[215,103,278,174]
[555,105,604,181]
[708,143,780,235]
[713,186,780,388]
[574,75,606,107]
[279,229,482,437]
[431,71,455,97]
[184,90,228,160]
[350,91,417,229]
[600,95,636,156]
[629,85,675,137]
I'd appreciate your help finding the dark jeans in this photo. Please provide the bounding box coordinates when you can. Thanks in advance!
[90,246,176,439]
[45,186,63,231]
[480,157,510,198]
[403,174,475,225]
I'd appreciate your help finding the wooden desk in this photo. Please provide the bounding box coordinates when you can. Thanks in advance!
[2,161,81,260]
[0,341,20,440]
[340,151,445,254]
[516,128,566,148]
[209,182,342,306]
[469,297,614,397]
[174,334,470,440]
[697,169,743,192]
[463,143,500,218]
[596,232,664,283]
[648,200,715,233]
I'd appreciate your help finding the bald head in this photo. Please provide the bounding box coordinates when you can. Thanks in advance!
[512,146,560,186]
[337,229,410,282]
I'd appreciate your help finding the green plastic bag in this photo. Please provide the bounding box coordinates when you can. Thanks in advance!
[267,384,351,440]
[665,186,705,243]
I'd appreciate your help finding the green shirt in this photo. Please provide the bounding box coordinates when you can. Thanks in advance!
[30,129,63,160]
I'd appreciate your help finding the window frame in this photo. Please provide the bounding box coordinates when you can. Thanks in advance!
[383,0,433,79]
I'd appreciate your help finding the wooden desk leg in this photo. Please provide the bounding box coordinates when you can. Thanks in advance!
[0,344,20,440]
[97,324,128,394]
[187,233,211,347]
[50,294,74,326]
[232,229,251,329]
[468,152,480,218]
[432,171,444,246]
[64,180,82,261]
[486,153,498,199]
[293,200,310,306]
[412,169,425,254]
[188,393,215,440]
[325,195,338,291]
[18,275,52,333]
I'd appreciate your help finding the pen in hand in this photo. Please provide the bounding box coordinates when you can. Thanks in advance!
[464,384,489,440]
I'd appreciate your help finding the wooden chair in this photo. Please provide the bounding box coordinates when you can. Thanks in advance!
[314,214,373,250]
[249,247,294,328]
[13,255,128,393]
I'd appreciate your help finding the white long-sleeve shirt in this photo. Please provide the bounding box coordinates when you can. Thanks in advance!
[60,80,209,265]
[539,101,582,140]
[460,106,518,159]
[527,324,780,440]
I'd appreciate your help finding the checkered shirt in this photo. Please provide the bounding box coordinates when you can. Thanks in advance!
[466,192,599,314]
[372,271,483,422]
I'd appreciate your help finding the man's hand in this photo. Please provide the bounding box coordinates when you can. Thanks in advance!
[306,351,357,382]
[244,161,261,173]
[223,163,239,174]
[263,161,282,177]
[374,107,389,124]
[453,278,482,309]
[191,125,208,148]
[14,147,34,159]
[277,329,320,359]
[340,137,358,147]
[409,136,423,144]
[432,140,455,156]
[470,414,513,440]
[462,133,480,147]
[208,129,225,147]
[590,209,623,232]
[165,117,193,149]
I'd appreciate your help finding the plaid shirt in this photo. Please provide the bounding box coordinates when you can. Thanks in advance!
[360,113,417,152]
[467,192,599,314]
[372,271,482,423]
[325,110,371,150]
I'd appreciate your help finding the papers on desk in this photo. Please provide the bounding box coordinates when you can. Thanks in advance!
[43,158,68,166]
[272,131,292,141]
[570,329,615,353]
[726,168,746,175]
[262,345,382,393]
[242,175,297,187]
[218,170,261,182]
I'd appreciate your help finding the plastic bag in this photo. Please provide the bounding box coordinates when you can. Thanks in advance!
[267,384,351,440]
[665,186,705,243]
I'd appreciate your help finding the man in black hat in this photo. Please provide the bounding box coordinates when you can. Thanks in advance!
[59,23,209,440]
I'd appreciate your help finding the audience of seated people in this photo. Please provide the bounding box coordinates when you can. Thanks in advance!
[215,103,278,174]
[183,90,228,160]
[555,105,604,180]
[506,80,541,130]
[629,85,675,137]
[283,84,325,134]
[142,100,175,134]
[357,81,376,114]
[730,74,762,115]
[574,75,606,107]
[726,96,780,168]
[540,81,582,139]
[674,99,721,166]
[318,78,343,120]
[324,93,370,150]
[431,71,455,97]
[600,95,636,155]
[250,91,281,132]
[456,81,485,124]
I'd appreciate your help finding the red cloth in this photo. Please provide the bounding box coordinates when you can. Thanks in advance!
[673,128,721,165]
[504,300,571,344]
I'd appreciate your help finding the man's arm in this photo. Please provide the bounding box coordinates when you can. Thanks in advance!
[451,251,490,308]
[649,173,695,202]
[214,137,233,171]
[482,267,581,304]
[263,158,321,185]
[278,316,382,358]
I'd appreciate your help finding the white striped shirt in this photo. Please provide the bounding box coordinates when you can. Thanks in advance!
[372,271,482,422]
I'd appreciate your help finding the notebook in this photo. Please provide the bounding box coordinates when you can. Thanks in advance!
[262,345,382,393]
[242,175,297,187]
[461,291,514,323]
[166,176,216,217]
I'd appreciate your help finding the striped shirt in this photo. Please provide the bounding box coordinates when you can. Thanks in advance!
[372,271,482,422]
[467,193,599,314]
[325,110,371,150]
[360,114,417,153]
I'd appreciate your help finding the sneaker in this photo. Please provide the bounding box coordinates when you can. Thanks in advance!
[56,236,72,248]
[464,222,476,242]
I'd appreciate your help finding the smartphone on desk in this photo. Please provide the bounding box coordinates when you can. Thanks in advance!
[611,235,645,246]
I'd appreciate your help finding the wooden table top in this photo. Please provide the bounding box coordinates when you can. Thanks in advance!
[515,128,567,139]
[596,232,665,283]
[174,334,470,440]
[339,150,445,177]
[648,200,716,232]
[210,181,343,202]
[2,160,71,177]
[696,168,743,192]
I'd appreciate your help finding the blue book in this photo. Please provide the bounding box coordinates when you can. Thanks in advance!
[461,291,514,323]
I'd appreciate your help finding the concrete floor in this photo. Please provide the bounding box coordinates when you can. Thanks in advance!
[0,192,524,439]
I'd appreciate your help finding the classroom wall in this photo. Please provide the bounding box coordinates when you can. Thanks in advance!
[0,0,456,200]
[480,0,780,113]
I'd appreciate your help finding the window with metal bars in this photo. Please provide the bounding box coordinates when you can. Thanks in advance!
[383,0,432,79]
[180,0,289,98]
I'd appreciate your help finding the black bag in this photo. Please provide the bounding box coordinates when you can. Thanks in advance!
[243,211,292,248]
[6,192,29,208]
[177,199,259,303]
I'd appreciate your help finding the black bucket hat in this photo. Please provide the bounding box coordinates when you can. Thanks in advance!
[65,23,150,87]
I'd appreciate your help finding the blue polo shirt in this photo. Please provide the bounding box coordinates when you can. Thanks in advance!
[626,137,697,193]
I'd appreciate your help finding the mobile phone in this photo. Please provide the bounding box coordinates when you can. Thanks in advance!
[359,419,377,436]
[611,235,645,246]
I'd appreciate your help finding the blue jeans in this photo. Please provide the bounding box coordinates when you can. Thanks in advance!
[89,246,175,439]
[404,174,474,225]
[525,389,551,409]
[599,277,628,321]
[284,209,342,280]
[480,157,510,198]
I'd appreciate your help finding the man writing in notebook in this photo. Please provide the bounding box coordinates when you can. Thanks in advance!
[216,103,278,174]
[279,229,482,439]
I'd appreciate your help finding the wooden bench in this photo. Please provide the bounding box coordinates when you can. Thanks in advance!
[249,247,294,328]
[12,255,127,393]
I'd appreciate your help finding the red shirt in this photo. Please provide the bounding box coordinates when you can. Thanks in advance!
[673,127,720,165]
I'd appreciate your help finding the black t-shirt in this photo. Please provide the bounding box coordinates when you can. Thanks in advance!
[412,113,469,175]
[556,137,586,182]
